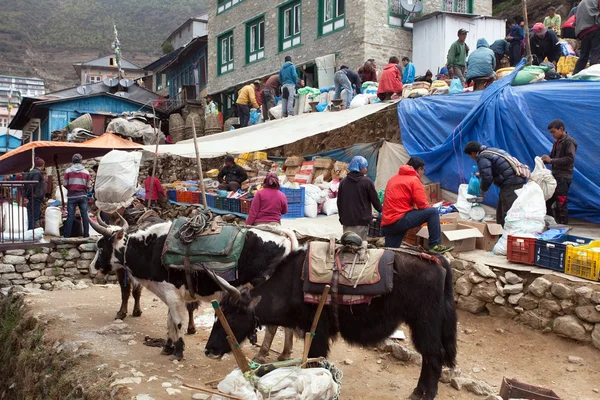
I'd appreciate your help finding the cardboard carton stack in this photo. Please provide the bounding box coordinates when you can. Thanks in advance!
[313,157,334,181]
[284,156,305,182]
[416,214,484,252]
[295,161,315,184]
[423,182,441,204]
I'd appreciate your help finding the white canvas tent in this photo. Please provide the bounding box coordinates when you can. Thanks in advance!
[143,102,395,159]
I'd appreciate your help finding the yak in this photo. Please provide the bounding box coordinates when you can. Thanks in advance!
[89,216,296,362]
[205,248,458,400]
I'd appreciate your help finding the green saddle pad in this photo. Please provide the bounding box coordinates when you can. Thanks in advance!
[162,218,248,281]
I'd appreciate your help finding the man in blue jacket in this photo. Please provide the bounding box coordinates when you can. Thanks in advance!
[464,141,527,226]
[279,56,299,117]
[401,57,416,84]
[466,38,496,90]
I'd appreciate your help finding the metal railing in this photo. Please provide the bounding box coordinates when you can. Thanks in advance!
[0,180,38,248]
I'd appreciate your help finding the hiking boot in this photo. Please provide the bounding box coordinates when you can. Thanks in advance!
[430,244,454,254]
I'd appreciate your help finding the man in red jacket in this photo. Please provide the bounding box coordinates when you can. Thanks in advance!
[377,56,403,101]
[381,157,452,253]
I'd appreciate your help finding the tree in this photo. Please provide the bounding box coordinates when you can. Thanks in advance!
[162,41,174,55]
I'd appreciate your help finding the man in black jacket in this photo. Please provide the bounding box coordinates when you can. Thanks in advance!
[24,157,46,230]
[530,23,562,65]
[217,155,248,191]
[464,142,527,226]
[337,156,382,240]
[542,119,578,224]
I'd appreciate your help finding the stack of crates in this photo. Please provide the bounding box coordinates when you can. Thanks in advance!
[206,193,217,208]
[565,240,600,281]
[240,198,253,214]
[368,215,383,237]
[281,187,305,218]
[535,235,593,273]
[507,235,537,265]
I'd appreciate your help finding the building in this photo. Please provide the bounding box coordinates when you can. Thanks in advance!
[207,0,492,112]
[163,15,209,51]
[0,75,46,107]
[73,55,146,85]
[8,82,162,143]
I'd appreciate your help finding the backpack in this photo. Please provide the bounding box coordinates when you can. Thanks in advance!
[481,149,531,180]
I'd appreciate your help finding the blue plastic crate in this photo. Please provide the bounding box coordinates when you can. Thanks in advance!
[215,196,225,210]
[206,194,216,208]
[223,198,241,213]
[535,235,593,272]
[282,202,305,218]
[280,187,305,204]
[167,190,177,202]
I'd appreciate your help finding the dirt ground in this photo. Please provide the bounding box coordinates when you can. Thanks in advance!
[25,285,600,400]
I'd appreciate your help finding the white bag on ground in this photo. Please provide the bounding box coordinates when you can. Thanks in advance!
[349,93,370,109]
[455,184,475,220]
[269,104,283,119]
[95,150,142,213]
[305,196,318,218]
[531,156,557,201]
[322,198,338,216]
[215,369,262,400]
[44,207,62,237]
[1,228,43,242]
[493,181,546,255]
[2,203,28,233]
[55,186,68,204]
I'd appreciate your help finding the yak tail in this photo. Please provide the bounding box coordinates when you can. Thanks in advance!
[439,256,458,368]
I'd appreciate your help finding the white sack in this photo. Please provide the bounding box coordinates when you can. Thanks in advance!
[304,197,318,218]
[215,369,262,400]
[269,104,283,120]
[493,181,546,255]
[455,184,475,220]
[2,203,28,233]
[257,366,338,400]
[55,186,69,204]
[322,198,338,216]
[44,207,62,237]
[1,227,43,242]
[95,150,142,213]
[531,156,557,201]
[349,94,370,109]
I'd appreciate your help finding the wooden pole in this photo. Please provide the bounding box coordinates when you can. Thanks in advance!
[522,0,533,65]
[54,155,65,210]
[192,118,208,208]
[301,284,330,366]
[182,383,244,400]
[211,300,249,372]
[147,108,161,208]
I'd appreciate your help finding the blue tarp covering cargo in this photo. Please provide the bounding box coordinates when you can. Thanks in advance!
[398,63,600,223]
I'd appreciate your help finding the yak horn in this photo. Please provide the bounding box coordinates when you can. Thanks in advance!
[97,212,109,227]
[89,213,112,236]
[118,213,130,233]
[203,266,241,304]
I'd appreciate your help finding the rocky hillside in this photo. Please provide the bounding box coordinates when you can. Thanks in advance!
[493,0,575,27]
[0,0,208,91]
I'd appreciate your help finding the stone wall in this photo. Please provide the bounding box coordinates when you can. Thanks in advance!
[0,239,116,293]
[452,259,600,351]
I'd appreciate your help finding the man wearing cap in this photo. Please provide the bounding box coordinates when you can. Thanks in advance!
[447,29,470,84]
[64,153,91,238]
[235,81,260,127]
[24,157,46,230]
[205,95,218,115]
[530,23,562,65]
[337,156,381,241]
[573,0,600,74]
[217,156,248,192]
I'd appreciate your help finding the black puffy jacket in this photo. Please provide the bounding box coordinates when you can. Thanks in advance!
[476,146,527,192]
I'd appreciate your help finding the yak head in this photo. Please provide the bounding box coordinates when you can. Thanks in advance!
[89,213,129,277]
[204,281,262,359]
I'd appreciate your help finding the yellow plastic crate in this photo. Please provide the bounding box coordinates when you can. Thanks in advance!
[235,158,248,166]
[565,240,600,281]
[238,152,253,161]
[254,151,267,160]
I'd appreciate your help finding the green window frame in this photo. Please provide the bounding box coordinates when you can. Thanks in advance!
[388,0,422,27]
[318,0,345,36]
[442,0,474,13]
[246,16,265,64]
[217,0,244,15]
[217,31,234,76]
[279,0,302,51]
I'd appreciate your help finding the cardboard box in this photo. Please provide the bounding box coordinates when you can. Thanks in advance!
[332,161,349,179]
[416,217,483,252]
[423,182,441,204]
[284,166,301,175]
[313,157,334,169]
[300,161,315,174]
[294,173,313,185]
[461,220,504,251]
[284,156,305,167]
[313,167,332,181]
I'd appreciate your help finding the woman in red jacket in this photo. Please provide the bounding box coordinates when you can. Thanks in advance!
[246,173,288,226]
[377,56,404,101]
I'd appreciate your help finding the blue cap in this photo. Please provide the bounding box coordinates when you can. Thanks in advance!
[348,156,368,172]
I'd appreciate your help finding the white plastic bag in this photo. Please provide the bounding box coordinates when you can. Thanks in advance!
[2,203,28,233]
[44,207,62,237]
[493,181,546,255]
[215,369,262,400]
[349,94,370,109]
[305,196,318,218]
[531,156,557,201]
[55,186,68,204]
[269,104,283,119]
[454,184,475,220]
[322,198,338,216]
[257,367,338,400]
[95,150,142,213]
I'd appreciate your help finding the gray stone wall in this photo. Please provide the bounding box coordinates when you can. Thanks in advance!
[474,0,493,17]
[0,240,116,292]
[452,259,600,351]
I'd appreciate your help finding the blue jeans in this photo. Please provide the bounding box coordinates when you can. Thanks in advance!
[334,71,353,109]
[27,198,42,230]
[281,84,296,117]
[382,208,441,248]
[64,197,90,238]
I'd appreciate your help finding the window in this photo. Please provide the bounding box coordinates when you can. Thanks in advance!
[217,31,234,75]
[88,75,102,83]
[246,17,265,64]
[156,73,163,91]
[109,57,115,66]
[389,0,422,27]
[319,0,345,36]
[443,0,473,13]
[279,1,301,51]
[217,0,244,14]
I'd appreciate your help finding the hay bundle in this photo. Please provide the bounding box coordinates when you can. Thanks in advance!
[184,112,204,140]
[169,114,185,143]
[68,113,92,132]
[204,114,222,135]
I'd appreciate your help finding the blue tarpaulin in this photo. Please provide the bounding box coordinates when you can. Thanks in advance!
[399,61,600,223]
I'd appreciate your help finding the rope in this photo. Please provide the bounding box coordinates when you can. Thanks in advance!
[177,210,213,244]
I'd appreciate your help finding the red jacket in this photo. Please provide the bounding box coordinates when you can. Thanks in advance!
[145,176,165,200]
[377,63,403,95]
[381,165,429,226]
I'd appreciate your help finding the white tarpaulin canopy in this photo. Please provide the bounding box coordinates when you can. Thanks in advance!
[144,102,395,158]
